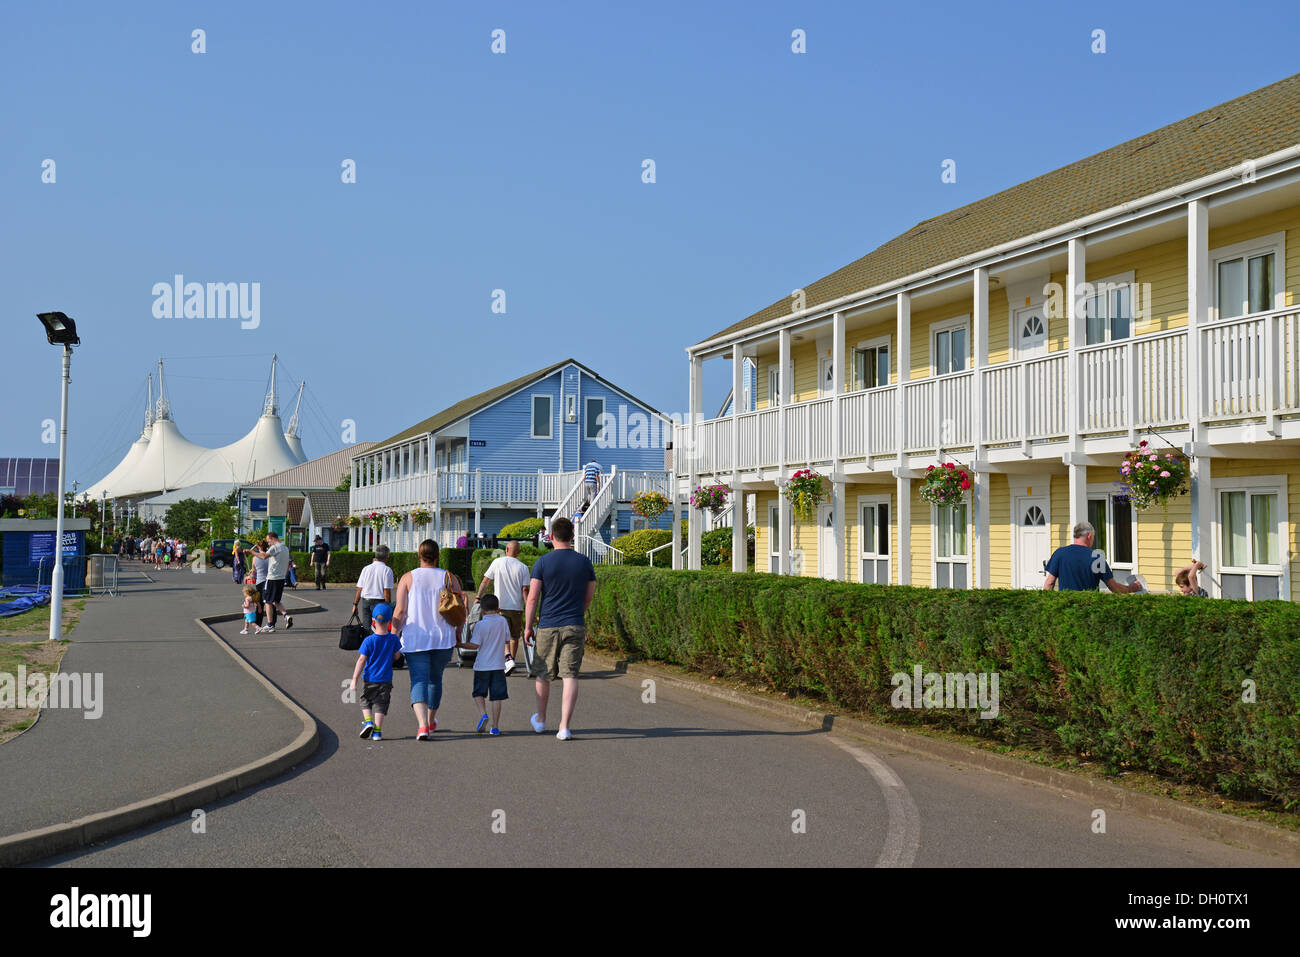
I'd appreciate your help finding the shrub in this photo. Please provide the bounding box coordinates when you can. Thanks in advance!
[586,567,1300,808]
[700,526,755,567]
[471,547,545,591]
[498,517,544,541]
[611,529,674,566]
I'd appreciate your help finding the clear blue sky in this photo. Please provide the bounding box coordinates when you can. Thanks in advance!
[3,0,1296,488]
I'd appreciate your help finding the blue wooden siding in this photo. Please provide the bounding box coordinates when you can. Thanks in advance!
[576,371,667,473]
[465,370,564,473]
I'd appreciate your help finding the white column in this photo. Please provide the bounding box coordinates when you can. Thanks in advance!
[1190,455,1213,590]
[433,465,442,546]
[831,311,846,580]
[1187,200,1208,434]
[778,329,792,575]
[688,354,704,570]
[670,469,682,569]
[732,343,746,573]
[1068,462,1088,536]
[1067,237,1087,445]
[895,474,911,585]
[972,268,989,588]
[895,292,911,459]
[474,468,482,538]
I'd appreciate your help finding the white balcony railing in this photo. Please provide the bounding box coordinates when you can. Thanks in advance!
[673,306,1300,476]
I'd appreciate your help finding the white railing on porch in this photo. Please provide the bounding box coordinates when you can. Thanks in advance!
[673,305,1300,475]
[577,534,623,565]
[351,468,584,513]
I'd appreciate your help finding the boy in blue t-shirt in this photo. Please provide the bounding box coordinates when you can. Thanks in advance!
[349,602,402,741]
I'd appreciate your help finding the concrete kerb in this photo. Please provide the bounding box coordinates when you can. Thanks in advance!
[0,594,324,867]
[585,648,1300,862]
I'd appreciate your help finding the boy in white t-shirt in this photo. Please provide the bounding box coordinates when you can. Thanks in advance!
[457,593,512,735]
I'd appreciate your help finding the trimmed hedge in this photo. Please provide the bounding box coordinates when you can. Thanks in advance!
[587,567,1300,807]
[611,529,673,566]
[292,546,476,589]
[470,546,545,591]
[497,517,544,540]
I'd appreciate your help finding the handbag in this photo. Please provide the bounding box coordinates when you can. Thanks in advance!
[339,610,367,651]
[438,572,468,628]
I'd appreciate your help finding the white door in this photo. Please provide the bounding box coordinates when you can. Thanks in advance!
[1014,496,1050,588]
[1014,305,1048,360]
[818,503,836,579]
[818,356,834,397]
[768,505,781,573]
[859,497,890,584]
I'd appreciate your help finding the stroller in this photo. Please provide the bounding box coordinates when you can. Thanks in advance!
[456,599,483,668]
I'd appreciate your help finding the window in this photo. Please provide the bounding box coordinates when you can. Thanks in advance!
[585,396,605,440]
[1218,485,1284,600]
[932,318,968,376]
[1084,273,1134,344]
[1212,234,1283,320]
[934,502,968,588]
[1086,494,1135,579]
[859,498,890,584]
[768,504,782,573]
[853,338,890,390]
[531,395,553,439]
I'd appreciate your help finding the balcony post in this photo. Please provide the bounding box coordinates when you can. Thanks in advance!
[731,344,746,572]
[972,267,989,588]
[670,469,682,569]
[831,311,846,580]
[434,467,442,546]
[777,329,792,575]
[1068,237,1087,445]
[896,292,911,458]
[1187,199,1209,433]
[688,353,704,570]
[895,472,911,586]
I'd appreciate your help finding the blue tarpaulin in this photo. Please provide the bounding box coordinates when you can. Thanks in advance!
[0,586,51,618]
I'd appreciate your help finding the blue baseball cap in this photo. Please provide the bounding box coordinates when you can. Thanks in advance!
[371,603,393,623]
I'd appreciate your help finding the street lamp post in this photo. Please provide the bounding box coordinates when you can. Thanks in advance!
[100,490,107,550]
[38,312,80,642]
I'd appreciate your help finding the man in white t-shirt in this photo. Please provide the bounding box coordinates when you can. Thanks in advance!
[256,532,295,633]
[353,545,395,628]
[478,540,531,675]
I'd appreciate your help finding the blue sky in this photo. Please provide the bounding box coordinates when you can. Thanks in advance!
[3,0,1296,488]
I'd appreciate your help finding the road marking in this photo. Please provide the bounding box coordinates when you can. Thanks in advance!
[830,738,921,868]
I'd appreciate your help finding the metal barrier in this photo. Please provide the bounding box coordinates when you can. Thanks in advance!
[86,554,120,597]
[34,556,90,596]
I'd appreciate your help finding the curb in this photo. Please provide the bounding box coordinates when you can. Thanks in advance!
[584,649,1300,862]
[0,598,325,867]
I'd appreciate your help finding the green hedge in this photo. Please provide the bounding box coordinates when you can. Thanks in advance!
[611,529,673,566]
[497,517,544,540]
[586,567,1300,808]
[470,546,545,592]
[292,547,475,588]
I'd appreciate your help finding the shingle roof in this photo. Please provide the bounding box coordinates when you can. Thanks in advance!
[371,359,666,451]
[243,442,377,490]
[302,490,350,525]
[699,71,1300,347]
[287,497,304,525]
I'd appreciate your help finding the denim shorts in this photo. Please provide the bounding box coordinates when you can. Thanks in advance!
[472,669,508,702]
[405,647,454,708]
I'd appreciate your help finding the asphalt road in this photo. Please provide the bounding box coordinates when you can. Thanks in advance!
[35,584,1287,867]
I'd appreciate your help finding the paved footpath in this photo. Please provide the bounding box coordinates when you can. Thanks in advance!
[23,575,1291,867]
[0,565,307,839]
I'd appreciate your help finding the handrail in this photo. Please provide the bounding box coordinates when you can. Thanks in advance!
[646,540,686,567]
[577,534,624,565]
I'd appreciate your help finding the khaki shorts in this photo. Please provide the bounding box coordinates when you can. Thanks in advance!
[500,608,523,641]
[534,625,586,681]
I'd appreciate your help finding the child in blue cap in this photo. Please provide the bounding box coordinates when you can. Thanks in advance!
[349,602,401,741]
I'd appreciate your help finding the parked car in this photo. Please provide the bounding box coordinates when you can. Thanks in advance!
[208,539,255,569]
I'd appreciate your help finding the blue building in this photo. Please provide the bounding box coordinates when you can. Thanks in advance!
[349,360,673,555]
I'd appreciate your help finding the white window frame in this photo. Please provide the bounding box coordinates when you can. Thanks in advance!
[768,504,781,573]
[530,394,553,440]
[1082,270,1136,345]
[584,396,605,441]
[852,335,892,392]
[931,501,970,588]
[857,493,891,585]
[1085,484,1138,583]
[1210,232,1286,322]
[930,315,970,378]
[1212,473,1289,601]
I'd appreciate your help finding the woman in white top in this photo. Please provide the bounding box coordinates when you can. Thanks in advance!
[392,539,463,740]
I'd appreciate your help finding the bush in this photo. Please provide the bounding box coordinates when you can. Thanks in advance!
[290,548,473,588]
[611,529,674,566]
[586,568,1300,808]
[471,547,545,591]
[699,526,755,567]
[497,517,544,541]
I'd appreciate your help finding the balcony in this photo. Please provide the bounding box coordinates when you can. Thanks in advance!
[350,469,585,513]
[676,306,1300,475]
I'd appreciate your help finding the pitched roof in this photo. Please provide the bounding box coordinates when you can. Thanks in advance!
[287,497,304,525]
[371,359,666,451]
[243,442,378,490]
[700,71,1300,346]
[302,490,350,525]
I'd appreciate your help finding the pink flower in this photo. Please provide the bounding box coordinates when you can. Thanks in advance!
[1160,471,1170,478]
[1149,454,1158,462]
[1148,480,1156,486]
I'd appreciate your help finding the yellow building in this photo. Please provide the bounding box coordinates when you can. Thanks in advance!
[674,73,1300,601]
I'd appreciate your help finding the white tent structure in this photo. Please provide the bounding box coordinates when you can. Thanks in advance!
[85,356,308,501]
[283,381,308,464]
[84,375,155,501]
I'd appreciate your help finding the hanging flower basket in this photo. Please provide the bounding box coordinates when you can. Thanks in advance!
[690,484,731,513]
[345,514,362,528]
[783,470,826,523]
[331,516,348,532]
[385,510,405,529]
[366,511,385,531]
[1118,440,1189,511]
[632,490,671,522]
[410,507,432,526]
[919,463,971,508]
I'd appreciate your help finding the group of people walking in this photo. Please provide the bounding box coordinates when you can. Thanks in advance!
[347,517,596,741]
[233,533,296,634]
[114,535,187,566]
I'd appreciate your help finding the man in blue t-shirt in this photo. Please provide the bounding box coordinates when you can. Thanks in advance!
[1043,521,1143,594]
[349,603,402,741]
[523,516,596,741]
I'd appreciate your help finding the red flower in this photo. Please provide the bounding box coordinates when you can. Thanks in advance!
[944,463,955,470]
[926,465,935,471]
[959,480,971,490]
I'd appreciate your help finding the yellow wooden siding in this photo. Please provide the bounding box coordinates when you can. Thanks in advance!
[988,473,1011,588]
[986,288,1013,366]
[1049,473,1069,552]
[1208,203,1300,308]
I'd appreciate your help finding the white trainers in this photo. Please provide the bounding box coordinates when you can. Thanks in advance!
[503,655,516,676]
[239,628,249,635]
[556,728,572,741]
[529,713,546,733]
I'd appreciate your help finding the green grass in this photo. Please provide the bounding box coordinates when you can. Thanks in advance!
[0,598,85,637]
